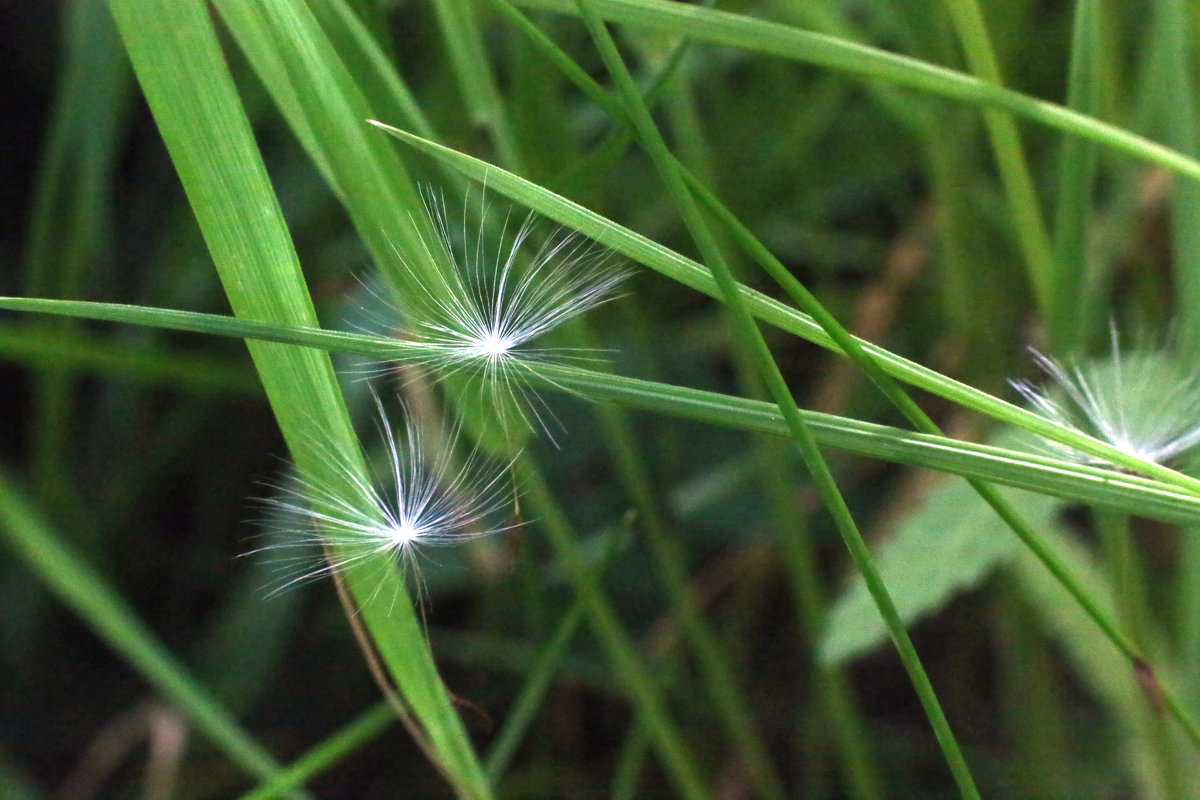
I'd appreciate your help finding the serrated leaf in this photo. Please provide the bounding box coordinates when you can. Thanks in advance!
[821,435,1068,664]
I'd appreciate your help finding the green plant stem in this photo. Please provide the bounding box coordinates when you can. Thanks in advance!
[237,703,395,800]
[102,0,492,791]
[9,298,1200,527]
[25,0,129,524]
[941,0,1055,314]
[429,0,525,173]
[516,455,710,799]
[683,171,1200,751]
[1049,0,1102,352]
[1098,510,1189,796]
[451,8,777,785]
[745,392,883,799]
[483,602,585,782]
[364,124,1200,490]
[1152,0,1200,722]
[572,1,979,795]
[0,470,297,789]
[611,716,652,800]
[510,0,1200,186]
[567,326,788,800]
[996,581,1071,799]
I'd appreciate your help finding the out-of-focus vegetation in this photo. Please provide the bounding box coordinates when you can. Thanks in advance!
[3,1,1200,797]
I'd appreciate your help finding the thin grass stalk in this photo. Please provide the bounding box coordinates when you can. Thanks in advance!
[237,703,396,800]
[0,471,297,789]
[14,298,1200,526]
[307,0,437,140]
[738,370,883,799]
[510,0,1200,187]
[996,581,1071,798]
[1096,510,1188,797]
[429,0,526,172]
[683,174,1200,750]
[1149,0,1200,717]
[482,602,585,782]
[514,457,711,799]
[102,0,492,792]
[940,0,1055,314]
[480,517,631,784]
[25,0,128,518]
[1049,0,1102,352]
[363,126,1200,492]
[429,10,778,783]
[611,716,653,800]
[582,363,789,800]
[571,2,980,795]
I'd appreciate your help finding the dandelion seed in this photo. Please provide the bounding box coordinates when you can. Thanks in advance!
[248,392,521,609]
[382,188,632,437]
[1011,325,1200,467]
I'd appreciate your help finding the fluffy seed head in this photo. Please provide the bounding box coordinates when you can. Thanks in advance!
[1011,327,1200,467]
[384,188,632,437]
[248,392,520,608]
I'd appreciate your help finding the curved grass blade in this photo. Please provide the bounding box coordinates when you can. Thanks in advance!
[366,124,1200,495]
[511,0,1200,184]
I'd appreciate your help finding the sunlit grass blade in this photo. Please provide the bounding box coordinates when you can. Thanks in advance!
[6,296,1200,526]
[366,123,1200,491]
[101,0,492,793]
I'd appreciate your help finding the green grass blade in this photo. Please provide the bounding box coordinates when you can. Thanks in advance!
[1148,0,1200,715]
[941,0,1054,314]
[0,470,290,785]
[364,124,1200,490]
[483,603,585,781]
[237,703,396,800]
[429,0,525,171]
[515,458,710,798]
[0,321,258,395]
[574,3,976,793]
[307,0,437,140]
[101,0,491,793]
[511,0,1200,185]
[1049,0,1103,351]
[7,297,1200,526]
[23,0,130,515]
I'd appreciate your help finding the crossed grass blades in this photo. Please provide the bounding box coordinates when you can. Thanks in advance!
[251,189,629,606]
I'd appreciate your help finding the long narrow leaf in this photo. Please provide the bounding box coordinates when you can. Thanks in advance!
[5,297,1200,527]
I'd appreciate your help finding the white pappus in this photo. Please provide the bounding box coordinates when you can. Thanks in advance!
[384,188,632,436]
[249,392,521,607]
[1011,326,1200,467]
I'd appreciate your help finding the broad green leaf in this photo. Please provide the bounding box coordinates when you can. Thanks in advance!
[821,433,1064,665]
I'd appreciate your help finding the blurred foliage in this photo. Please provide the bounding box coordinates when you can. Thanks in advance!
[2,0,1200,797]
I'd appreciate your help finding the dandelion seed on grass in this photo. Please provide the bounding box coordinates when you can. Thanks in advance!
[1012,326,1200,468]
[248,391,521,610]
[381,187,632,437]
